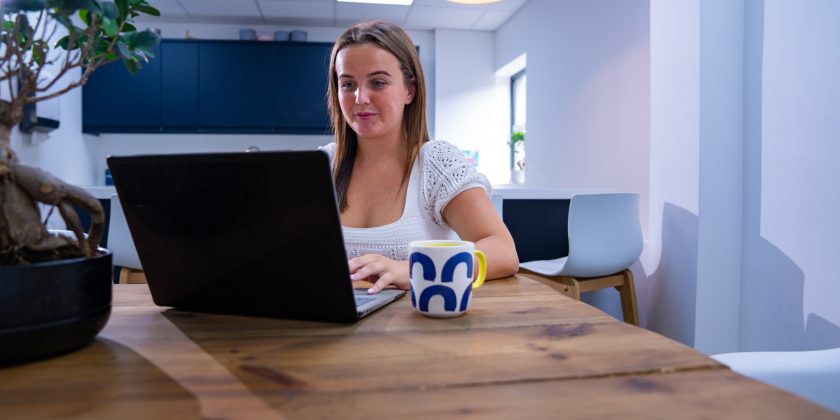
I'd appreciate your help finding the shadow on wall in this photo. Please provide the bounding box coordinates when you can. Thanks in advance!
[740,236,840,351]
[585,202,699,345]
[635,202,698,347]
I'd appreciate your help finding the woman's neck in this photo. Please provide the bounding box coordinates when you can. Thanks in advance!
[355,133,406,166]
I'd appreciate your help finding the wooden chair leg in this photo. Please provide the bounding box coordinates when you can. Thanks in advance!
[118,267,130,284]
[519,269,637,326]
[119,267,147,284]
[615,269,639,326]
[555,276,581,300]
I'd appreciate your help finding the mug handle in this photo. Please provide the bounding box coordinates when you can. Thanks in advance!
[472,250,487,289]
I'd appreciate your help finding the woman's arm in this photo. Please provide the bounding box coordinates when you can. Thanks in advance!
[351,188,518,293]
[443,188,519,280]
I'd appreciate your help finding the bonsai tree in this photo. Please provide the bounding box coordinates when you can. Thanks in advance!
[1,0,160,264]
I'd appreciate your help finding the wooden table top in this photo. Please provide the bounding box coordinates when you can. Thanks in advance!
[0,274,836,419]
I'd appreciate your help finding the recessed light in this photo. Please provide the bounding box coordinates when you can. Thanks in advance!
[337,0,414,5]
[447,0,502,4]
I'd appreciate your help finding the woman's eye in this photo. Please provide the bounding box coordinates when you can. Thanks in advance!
[372,80,386,88]
[340,81,356,91]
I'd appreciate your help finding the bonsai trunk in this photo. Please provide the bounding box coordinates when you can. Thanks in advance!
[0,102,105,265]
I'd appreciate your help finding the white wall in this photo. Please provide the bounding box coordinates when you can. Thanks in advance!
[495,0,650,227]
[740,0,840,351]
[645,0,701,346]
[693,0,749,354]
[12,77,96,187]
[495,0,650,322]
[433,29,508,184]
[649,0,840,352]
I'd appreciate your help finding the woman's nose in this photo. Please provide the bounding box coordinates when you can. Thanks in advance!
[355,87,370,105]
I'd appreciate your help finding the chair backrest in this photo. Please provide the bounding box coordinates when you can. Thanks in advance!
[491,193,504,219]
[562,193,642,278]
[107,194,142,270]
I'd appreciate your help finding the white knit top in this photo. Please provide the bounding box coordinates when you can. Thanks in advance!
[319,140,492,261]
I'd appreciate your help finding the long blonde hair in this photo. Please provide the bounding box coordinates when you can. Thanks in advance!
[327,20,429,211]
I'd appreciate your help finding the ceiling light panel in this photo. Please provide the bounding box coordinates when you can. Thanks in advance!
[337,0,413,5]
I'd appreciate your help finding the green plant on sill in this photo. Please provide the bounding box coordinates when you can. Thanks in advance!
[510,130,525,146]
[1,0,161,265]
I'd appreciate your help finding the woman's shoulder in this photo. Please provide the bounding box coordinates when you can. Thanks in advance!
[418,140,491,228]
[419,139,488,188]
[420,139,462,158]
[419,140,468,171]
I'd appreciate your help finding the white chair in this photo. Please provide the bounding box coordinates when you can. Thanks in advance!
[107,194,146,283]
[712,348,840,414]
[491,193,504,219]
[520,193,643,325]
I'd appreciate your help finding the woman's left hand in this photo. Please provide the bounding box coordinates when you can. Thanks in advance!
[348,254,410,294]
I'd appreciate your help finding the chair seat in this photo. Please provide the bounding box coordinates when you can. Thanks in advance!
[520,257,568,276]
[712,348,840,414]
[517,193,643,326]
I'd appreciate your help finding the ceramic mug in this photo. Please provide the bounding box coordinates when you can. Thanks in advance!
[408,240,487,317]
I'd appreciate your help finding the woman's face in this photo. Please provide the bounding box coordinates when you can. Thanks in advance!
[335,44,415,143]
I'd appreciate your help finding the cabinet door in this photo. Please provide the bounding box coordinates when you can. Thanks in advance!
[199,42,274,131]
[82,45,161,132]
[272,43,332,133]
[161,41,198,130]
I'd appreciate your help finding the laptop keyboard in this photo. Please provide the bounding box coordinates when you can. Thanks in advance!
[354,295,376,306]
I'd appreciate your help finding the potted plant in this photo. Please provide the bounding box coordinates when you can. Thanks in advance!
[510,130,525,184]
[0,0,160,365]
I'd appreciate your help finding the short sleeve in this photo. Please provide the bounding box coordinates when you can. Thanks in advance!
[318,142,337,167]
[421,140,492,228]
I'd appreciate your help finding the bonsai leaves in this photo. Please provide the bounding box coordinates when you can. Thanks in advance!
[2,0,161,76]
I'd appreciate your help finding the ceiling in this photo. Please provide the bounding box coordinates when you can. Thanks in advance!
[137,0,528,31]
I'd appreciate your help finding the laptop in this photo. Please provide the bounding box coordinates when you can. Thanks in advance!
[107,151,405,323]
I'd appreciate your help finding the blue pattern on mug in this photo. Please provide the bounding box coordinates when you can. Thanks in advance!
[418,285,457,312]
[459,285,472,312]
[442,252,473,282]
[409,253,436,281]
[410,251,474,314]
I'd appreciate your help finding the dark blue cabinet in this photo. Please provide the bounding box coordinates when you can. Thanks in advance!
[199,42,274,131]
[82,45,161,132]
[161,41,198,130]
[83,40,333,134]
[272,44,331,133]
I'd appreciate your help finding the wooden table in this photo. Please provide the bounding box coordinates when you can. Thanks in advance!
[0,275,836,419]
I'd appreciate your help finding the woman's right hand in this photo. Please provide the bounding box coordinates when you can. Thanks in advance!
[348,254,410,294]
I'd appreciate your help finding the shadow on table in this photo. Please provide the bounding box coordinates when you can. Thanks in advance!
[0,338,200,418]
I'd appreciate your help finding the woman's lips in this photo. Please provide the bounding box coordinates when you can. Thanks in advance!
[355,112,377,120]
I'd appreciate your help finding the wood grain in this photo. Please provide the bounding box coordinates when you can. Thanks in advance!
[1,275,834,419]
[278,370,839,420]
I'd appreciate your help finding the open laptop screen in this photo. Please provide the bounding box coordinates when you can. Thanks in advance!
[108,151,363,322]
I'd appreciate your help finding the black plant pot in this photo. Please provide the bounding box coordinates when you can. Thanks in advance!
[0,250,112,366]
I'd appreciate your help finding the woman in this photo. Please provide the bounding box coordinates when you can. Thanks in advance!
[322,20,518,294]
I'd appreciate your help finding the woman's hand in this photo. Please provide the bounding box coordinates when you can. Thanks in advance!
[348,254,410,294]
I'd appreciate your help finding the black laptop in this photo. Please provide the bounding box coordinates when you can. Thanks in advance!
[107,151,404,323]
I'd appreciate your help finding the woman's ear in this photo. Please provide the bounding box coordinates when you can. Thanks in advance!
[405,80,416,105]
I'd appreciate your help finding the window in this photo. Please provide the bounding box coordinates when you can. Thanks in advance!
[510,69,526,183]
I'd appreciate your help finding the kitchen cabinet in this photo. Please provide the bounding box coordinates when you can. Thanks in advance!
[199,42,274,131]
[272,43,332,133]
[161,41,198,130]
[82,45,161,132]
[83,40,333,134]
